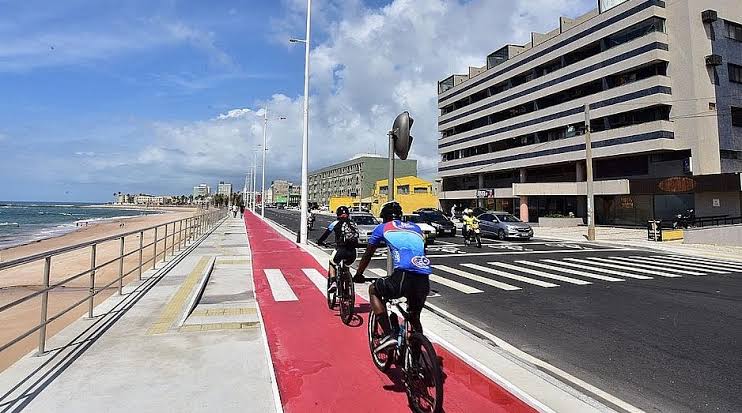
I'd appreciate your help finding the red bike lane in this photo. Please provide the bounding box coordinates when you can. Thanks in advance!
[245,211,536,413]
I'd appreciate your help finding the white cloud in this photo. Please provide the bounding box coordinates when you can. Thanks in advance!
[64,0,595,193]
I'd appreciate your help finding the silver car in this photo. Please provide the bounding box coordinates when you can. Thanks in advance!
[350,213,380,245]
[477,211,533,240]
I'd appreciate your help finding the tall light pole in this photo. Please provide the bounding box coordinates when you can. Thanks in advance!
[261,109,287,217]
[290,0,311,244]
[252,149,258,212]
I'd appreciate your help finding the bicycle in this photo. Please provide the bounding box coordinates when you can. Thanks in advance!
[326,258,355,325]
[368,297,443,413]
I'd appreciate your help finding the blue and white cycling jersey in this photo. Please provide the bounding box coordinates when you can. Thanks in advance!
[368,220,431,275]
[327,220,339,231]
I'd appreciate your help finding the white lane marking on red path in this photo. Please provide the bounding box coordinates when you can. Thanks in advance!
[660,255,742,271]
[432,265,521,291]
[301,268,328,294]
[601,256,701,276]
[491,262,591,285]
[572,257,681,278]
[263,269,298,301]
[369,267,483,294]
[462,264,558,288]
[515,260,624,282]
[629,256,730,274]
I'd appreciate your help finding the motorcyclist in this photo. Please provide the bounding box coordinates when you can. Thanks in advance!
[461,208,479,240]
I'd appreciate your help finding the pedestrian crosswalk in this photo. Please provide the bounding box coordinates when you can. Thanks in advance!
[260,255,742,302]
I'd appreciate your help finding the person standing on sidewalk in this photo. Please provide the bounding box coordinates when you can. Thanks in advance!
[239,204,245,218]
[355,201,432,349]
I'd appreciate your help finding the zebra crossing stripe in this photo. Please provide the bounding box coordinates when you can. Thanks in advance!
[602,257,703,276]
[432,265,521,291]
[462,263,558,288]
[544,259,652,280]
[264,269,299,301]
[369,268,483,294]
[491,262,591,285]
[630,256,730,274]
[574,257,681,278]
[662,255,742,271]
[517,260,624,282]
[302,268,329,294]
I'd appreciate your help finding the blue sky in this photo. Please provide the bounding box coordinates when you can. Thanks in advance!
[0,0,594,202]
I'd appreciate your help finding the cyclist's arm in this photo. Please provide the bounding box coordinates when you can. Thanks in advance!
[355,245,377,276]
[356,224,383,277]
[316,228,332,245]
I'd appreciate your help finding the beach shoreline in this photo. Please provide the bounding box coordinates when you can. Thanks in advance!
[0,208,201,372]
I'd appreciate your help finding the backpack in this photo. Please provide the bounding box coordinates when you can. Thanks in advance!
[338,220,360,247]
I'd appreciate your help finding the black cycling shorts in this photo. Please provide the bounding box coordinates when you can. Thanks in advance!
[372,270,430,315]
[330,247,356,266]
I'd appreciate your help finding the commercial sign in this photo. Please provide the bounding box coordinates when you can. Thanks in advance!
[598,0,628,13]
[476,189,493,198]
[658,177,696,193]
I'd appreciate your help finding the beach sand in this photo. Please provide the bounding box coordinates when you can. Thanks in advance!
[0,208,201,372]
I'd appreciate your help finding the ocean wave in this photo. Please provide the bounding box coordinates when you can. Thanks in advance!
[0,222,20,226]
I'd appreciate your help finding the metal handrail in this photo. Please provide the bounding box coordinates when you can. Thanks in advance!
[0,212,212,271]
[0,209,227,356]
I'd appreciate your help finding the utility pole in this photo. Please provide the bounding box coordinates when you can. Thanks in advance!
[585,104,596,241]
[299,0,311,244]
[386,131,395,275]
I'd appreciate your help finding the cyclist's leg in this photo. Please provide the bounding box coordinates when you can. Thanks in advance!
[403,274,430,334]
[369,270,404,336]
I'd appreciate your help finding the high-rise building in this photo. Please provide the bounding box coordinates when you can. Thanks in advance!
[217,182,232,196]
[437,0,742,225]
[193,183,210,198]
[308,154,418,206]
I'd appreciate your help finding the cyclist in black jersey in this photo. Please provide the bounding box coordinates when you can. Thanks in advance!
[317,206,358,293]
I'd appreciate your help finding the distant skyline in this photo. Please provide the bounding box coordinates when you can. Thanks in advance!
[0,0,595,202]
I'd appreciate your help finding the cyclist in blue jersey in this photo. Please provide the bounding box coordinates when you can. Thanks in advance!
[355,201,431,350]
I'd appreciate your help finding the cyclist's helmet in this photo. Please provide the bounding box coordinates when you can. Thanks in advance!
[336,205,350,220]
[379,201,403,222]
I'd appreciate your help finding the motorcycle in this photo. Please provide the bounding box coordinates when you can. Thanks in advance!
[464,221,482,248]
[672,209,695,229]
[307,212,315,231]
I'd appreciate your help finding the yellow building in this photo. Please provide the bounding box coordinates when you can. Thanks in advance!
[329,176,439,216]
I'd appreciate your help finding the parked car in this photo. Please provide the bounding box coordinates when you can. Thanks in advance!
[413,209,456,236]
[350,213,380,245]
[477,211,533,240]
[402,214,437,245]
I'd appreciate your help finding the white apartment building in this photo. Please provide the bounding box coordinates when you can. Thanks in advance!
[193,184,210,198]
[437,0,742,225]
[217,181,232,196]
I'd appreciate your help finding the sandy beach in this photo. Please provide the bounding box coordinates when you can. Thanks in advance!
[0,208,201,372]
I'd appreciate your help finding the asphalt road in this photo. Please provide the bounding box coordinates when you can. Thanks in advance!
[264,208,742,413]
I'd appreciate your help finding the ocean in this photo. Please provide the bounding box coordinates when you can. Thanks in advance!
[0,202,159,250]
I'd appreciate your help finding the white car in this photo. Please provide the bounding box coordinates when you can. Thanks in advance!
[402,214,437,245]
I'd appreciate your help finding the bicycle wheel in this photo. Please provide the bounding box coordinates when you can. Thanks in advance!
[405,333,443,413]
[339,268,355,325]
[326,274,337,309]
[367,312,393,372]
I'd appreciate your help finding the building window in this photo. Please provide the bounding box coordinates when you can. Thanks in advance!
[730,63,742,84]
[732,106,742,127]
[727,20,742,41]
[414,187,428,194]
[721,149,742,160]
[397,185,410,195]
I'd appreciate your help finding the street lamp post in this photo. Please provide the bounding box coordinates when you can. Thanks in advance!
[260,109,287,217]
[290,0,311,244]
[252,150,258,212]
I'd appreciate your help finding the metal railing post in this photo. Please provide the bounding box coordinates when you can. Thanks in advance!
[138,231,144,280]
[177,220,183,250]
[37,256,51,355]
[88,244,97,318]
[153,227,158,269]
[118,236,125,295]
[171,222,176,255]
[163,224,168,263]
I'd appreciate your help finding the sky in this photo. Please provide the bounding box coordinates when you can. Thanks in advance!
[0,0,596,202]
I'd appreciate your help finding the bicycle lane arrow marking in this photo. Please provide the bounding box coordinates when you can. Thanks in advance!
[246,211,537,413]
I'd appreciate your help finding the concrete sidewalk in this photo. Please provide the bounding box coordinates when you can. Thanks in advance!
[534,226,742,263]
[0,216,279,413]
